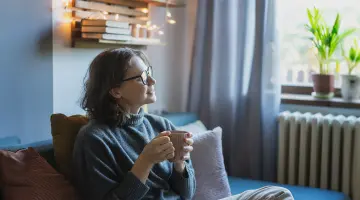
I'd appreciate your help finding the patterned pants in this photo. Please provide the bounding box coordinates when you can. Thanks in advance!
[220,186,294,200]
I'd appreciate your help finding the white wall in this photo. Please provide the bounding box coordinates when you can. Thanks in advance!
[0,0,53,143]
[52,2,196,116]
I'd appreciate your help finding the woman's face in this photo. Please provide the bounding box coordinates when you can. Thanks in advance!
[111,56,156,109]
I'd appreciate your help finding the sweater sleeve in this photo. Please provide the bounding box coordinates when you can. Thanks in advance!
[169,160,196,199]
[164,119,197,199]
[73,132,149,200]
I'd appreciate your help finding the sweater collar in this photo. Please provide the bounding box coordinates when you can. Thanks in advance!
[121,107,145,127]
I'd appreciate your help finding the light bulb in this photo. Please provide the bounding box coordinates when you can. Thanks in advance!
[141,8,149,13]
[166,11,172,17]
[115,14,119,20]
[63,15,73,23]
[63,0,72,8]
[167,19,176,24]
[102,11,108,15]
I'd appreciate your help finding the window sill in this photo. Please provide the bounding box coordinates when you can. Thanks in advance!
[281,94,360,109]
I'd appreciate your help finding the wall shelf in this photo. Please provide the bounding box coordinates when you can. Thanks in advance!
[134,0,185,7]
[72,38,166,49]
[68,0,180,49]
[85,0,185,8]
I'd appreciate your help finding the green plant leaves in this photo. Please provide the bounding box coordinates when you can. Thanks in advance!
[343,38,360,74]
[305,7,356,74]
[331,14,340,35]
[350,47,356,61]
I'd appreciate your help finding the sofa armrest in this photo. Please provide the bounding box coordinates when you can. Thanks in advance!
[0,136,21,146]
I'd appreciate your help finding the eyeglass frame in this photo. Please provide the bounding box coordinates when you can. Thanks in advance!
[121,66,153,85]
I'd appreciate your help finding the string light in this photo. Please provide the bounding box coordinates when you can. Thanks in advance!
[56,0,177,36]
[59,0,73,24]
[166,11,172,18]
[100,11,107,20]
[63,0,72,8]
[167,19,176,24]
[63,14,73,23]
[141,8,149,14]
[165,2,176,25]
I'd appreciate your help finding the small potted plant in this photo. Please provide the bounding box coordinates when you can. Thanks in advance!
[305,7,355,99]
[341,39,360,100]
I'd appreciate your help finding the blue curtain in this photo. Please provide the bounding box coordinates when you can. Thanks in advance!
[188,0,280,181]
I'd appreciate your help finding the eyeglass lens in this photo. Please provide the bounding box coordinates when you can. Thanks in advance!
[141,66,153,85]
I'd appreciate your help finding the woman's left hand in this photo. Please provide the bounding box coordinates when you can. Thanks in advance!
[174,132,194,172]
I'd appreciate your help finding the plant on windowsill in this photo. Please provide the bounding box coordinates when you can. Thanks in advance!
[341,39,360,100]
[305,7,356,99]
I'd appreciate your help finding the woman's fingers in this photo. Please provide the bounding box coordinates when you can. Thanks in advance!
[153,132,194,162]
[157,131,171,137]
[166,152,175,159]
[181,155,191,161]
[157,141,173,152]
[183,145,193,153]
[153,135,171,145]
[184,138,194,146]
[162,146,175,159]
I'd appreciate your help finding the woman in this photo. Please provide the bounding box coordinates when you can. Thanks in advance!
[72,48,196,200]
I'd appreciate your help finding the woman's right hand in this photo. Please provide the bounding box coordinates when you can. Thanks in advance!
[139,131,175,165]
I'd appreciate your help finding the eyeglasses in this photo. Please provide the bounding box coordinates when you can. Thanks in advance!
[122,66,153,85]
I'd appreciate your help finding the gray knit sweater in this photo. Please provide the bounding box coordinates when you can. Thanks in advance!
[72,109,196,200]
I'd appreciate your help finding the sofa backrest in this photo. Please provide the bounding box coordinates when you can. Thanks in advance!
[0,112,199,168]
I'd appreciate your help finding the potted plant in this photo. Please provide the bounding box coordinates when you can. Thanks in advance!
[305,7,356,98]
[341,39,360,100]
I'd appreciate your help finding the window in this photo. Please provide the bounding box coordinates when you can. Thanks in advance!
[278,0,360,87]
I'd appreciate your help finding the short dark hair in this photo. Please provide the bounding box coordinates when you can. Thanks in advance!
[80,47,151,126]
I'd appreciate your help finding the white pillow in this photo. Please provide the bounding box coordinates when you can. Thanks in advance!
[176,120,207,134]
[191,127,232,200]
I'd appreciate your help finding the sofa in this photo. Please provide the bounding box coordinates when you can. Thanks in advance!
[0,112,350,200]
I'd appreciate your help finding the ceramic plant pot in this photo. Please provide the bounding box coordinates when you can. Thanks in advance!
[341,75,360,101]
[311,74,335,99]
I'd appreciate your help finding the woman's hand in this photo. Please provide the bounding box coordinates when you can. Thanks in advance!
[139,131,175,165]
[132,131,175,184]
[174,132,194,173]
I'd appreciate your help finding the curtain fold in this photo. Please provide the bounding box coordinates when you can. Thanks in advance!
[188,0,280,181]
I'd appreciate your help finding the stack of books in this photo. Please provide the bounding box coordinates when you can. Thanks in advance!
[80,19,132,41]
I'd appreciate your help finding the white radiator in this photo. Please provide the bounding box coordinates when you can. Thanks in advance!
[278,111,360,200]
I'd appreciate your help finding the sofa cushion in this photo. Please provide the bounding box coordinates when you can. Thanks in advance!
[50,114,88,179]
[228,176,350,200]
[191,127,232,200]
[0,148,78,200]
[0,139,56,170]
[176,120,208,133]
